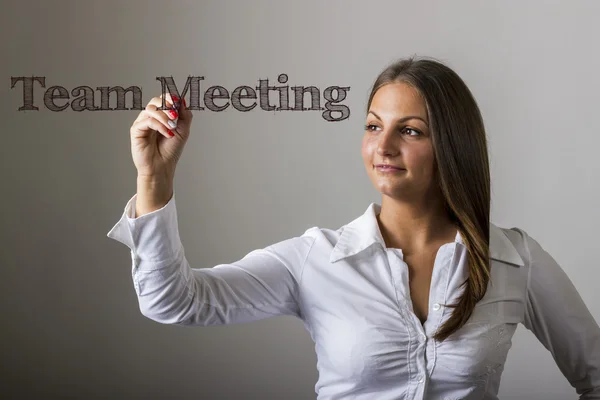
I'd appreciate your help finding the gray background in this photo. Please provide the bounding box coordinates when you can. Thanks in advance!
[1,0,598,399]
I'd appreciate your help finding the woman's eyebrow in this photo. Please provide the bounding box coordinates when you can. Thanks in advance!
[368,110,428,127]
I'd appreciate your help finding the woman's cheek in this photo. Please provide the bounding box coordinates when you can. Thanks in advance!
[360,139,369,160]
[361,137,375,157]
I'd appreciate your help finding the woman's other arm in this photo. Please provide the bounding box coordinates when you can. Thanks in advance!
[520,230,600,399]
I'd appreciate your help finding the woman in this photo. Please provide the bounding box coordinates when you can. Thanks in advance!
[107,56,600,399]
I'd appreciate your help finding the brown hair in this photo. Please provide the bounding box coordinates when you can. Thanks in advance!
[366,55,491,342]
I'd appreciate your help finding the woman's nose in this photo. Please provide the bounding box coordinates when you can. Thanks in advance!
[376,129,399,156]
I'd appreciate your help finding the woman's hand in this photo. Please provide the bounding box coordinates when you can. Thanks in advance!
[130,93,193,181]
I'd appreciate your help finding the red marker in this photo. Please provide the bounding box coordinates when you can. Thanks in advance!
[167,94,180,130]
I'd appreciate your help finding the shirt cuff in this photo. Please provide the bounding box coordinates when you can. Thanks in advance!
[106,192,183,268]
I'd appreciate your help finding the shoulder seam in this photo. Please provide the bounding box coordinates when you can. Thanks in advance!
[517,228,534,323]
[298,234,318,312]
[300,234,318,287]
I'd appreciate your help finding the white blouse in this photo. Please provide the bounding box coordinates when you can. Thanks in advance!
[107,193,600,399]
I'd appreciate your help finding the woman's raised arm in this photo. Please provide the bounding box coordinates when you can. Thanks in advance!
[107,192,317,325]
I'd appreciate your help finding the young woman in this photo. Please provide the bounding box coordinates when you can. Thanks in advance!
[107,56,600,399]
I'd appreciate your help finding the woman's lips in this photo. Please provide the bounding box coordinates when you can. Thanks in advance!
[375,165,405,172]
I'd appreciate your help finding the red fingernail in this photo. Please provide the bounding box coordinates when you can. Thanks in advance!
[168,109,178,119]
[168,130,174,137]
[171,94,179,101]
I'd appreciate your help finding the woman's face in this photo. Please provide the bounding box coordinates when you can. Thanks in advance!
[362,82,436,201]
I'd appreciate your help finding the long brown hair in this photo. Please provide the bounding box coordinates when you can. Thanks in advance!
[366,55,491,342]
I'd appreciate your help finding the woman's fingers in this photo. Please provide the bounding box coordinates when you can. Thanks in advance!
[144,102,178,132]
[130,93,190,141]
[171,94,193,122]
[131,109,174,139]
[156,93,193,125]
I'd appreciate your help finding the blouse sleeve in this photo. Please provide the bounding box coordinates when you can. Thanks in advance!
[106,193,317,326]
[521,230,600,399]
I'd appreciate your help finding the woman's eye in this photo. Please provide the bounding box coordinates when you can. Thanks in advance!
[402,127,421,136]
[364,124,421,136]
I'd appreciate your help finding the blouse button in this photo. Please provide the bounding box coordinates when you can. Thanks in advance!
[432,303,441,311]
[417,375,424,383]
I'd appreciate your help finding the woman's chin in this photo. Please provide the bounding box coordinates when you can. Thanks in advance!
[375,185,404,198]
[375,179,406,191]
